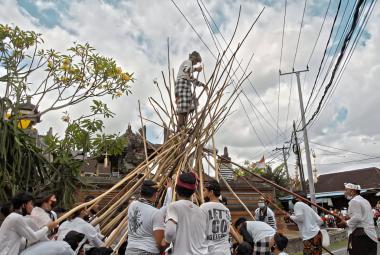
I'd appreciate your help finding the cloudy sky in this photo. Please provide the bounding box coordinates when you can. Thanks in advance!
[1,0,379,179]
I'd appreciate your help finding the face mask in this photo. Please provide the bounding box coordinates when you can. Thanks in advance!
[345,194,353,200]
[258,202,265,209]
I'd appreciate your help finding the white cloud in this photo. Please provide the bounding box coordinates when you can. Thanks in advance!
[1,0,380,177]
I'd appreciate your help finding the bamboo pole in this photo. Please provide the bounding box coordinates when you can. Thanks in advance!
[218,173,255,220]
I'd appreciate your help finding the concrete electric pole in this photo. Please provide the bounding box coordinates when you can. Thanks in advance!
[280,68,316,206]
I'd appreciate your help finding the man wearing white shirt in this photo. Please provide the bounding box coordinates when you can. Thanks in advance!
[255,196,277,230]
[285,192,323,255]
[235,218,276,255]
[164,172,208,255]
[0,192,57,255]
[337,183,378,255]
[30,191,58,231]
[126,179,172,255]
[200,178,232,254]
[57,204,104,247]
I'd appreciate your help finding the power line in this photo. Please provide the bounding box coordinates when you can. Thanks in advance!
[292,0,308,68]
[277,0,288,141]
[309,0,377,129]
[316,156,380,165]
[311,141,380,158]
[304,0,343,113]
[304,0,367,128]
[306,0,332,66]
[196,1,275,144]
[171,0,274,147]
[306,0,353,117]
[198,0,288,139]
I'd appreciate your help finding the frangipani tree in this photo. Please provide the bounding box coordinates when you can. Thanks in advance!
[0,24,133,206]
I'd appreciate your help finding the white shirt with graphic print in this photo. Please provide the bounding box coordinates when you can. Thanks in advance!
[200,202,231,255]
[127,200,165,253]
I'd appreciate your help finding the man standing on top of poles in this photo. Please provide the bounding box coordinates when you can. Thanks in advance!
[175,51,207,130]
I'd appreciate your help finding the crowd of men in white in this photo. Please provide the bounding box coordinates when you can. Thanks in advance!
[0,171,377,255]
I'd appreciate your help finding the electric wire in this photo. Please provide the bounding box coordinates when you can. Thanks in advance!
[292,0,308,68]
[277,0,288,141]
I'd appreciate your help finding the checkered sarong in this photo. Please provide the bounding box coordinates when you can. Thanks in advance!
[175,78,195,114]
[253,236,272,255]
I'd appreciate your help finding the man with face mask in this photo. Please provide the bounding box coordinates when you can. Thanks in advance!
[255,196,276,230]
[0,192,58,255]
[200,178,232,254]
[337,183,378,255]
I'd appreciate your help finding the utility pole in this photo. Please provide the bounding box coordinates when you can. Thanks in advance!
[293,121,307,193]
[281,68,316,206]
[273,145,290,180]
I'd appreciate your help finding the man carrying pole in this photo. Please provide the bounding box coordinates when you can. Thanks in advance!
[284,192,323,255]
[337,183,378,255]
[175,51,206,130]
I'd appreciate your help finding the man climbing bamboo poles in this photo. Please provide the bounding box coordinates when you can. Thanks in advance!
[175,51,207,130]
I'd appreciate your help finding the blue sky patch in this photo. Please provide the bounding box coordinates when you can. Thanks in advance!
[17,0,68,28]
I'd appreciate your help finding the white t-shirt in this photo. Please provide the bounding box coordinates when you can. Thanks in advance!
[255,207,277,230]
[0,212,49,255]
[347,195,378,243]
[200,202,231,254]
[177,60,194,80]
[30,207,53,229]
[20,240,74,255]
[246,221,276,243]
[57,217,104,247]
[290,202,323,240]
[127,200,165,253]
[166,200,208,255]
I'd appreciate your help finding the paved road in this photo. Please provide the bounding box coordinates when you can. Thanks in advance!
[323,247,348,255]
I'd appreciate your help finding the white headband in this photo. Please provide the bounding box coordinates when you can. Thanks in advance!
[344,183,361,190]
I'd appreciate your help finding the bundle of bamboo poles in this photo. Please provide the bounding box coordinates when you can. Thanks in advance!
[54,10,261,250]
[54,8,342,252]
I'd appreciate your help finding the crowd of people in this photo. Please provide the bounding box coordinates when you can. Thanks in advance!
[0,172,290,255]
[0,175,378,255]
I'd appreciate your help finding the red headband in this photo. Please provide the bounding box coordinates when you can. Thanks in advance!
[177,176,197,190]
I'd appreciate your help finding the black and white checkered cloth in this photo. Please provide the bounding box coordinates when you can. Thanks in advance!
[175,78,195,114]
[253,236,272,255]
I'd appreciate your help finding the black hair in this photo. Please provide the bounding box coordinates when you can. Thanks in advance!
[176,185,195,198]
[63,231,86,251]
[118,240,128,255]
[11,192,33,210]
[220,196,228,205]
[140,180,158,197]
[0,202,11,217]
[205,179,221,197]
[86,247,113,255]
[234,217,253,245]
[84,195,95,202]
[54,207,67,214]
[274,233,288,251]
[175,172,197,198]
[236,242,253,255]
[234,217,247,228]
[34,191,54,207]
